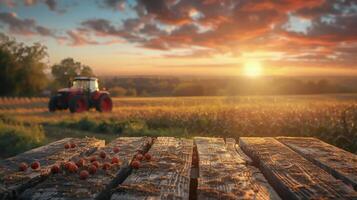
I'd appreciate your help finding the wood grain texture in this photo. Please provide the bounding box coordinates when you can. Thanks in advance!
[111,137,193,200]
[0,137,104,199]
[239,137,357,200]
[20,137,152,200]
[277,137,357,191]
[225,138,280,200]
[195,137,280,200]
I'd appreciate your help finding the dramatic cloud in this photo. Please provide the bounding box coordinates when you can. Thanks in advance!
[2,0,357,70]
[0,12,56,37]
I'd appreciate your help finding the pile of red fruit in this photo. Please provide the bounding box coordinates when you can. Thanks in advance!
[64,142,77,149]
[18,161,41,172]
[17,146,154,180]
[130,152,152,169]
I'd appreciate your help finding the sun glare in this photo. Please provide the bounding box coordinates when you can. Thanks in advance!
[243,60,263,77]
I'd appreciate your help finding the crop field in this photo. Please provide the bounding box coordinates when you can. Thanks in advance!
[1,95,357,158]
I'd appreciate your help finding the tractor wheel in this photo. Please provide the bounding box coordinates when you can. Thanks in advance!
[96,95,113,112]
[69,96,89,113]
[48,96,58,112]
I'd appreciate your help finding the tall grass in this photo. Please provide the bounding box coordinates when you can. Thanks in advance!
[1,95,357,154]
[0,121,45,158]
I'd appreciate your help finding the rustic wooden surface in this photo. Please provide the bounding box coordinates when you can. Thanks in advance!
[20,137,152,200]
[225,138,281,200]
[239,137,357,200]
[1,136,356,200]
[111,137,193,200]
[195,137,280,200]
[0,137,104,199]
[277,137,357,191]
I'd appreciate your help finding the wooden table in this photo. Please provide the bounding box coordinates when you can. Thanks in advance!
[0,136,356,200]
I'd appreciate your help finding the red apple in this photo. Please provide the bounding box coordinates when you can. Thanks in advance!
[67,162,78,173]
[113,147,120,153]
[144,153,152,161]
[111,157,119,164]
[76,158,86,167]
[99,151,107,159]
[79,170,89,180]
[88,165,97,175]
[18,162,28,171]
[102,162,111,170]
[70,143,76,148]
[31,161,40,170]
[51,165,60,173]
[92,161,100,168]
[135,153,143,161]
[131,160,140,169]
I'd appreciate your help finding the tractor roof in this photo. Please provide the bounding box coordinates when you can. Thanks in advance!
[74,77,97,81]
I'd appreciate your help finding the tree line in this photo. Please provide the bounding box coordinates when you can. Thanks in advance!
[0,33,94,96]
[1,33,357,97]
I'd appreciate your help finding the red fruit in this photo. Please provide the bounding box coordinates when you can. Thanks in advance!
[135,153,143,161]
[111,157,119,164]
[131,160,140,169]
[19,162,28,171]
[64,143,70,149]
[79,170,89,180]
[113,147,120,153]
[64,161,74,170]
[99,151,107,159]
[67,162,78,173]
[88,165,97,174]
[144,153,152,161]
[76,158,86,167]
[51,165,60,173]
[92,161,100,168]
[31,161,40,170]
[70,143,76,148]
[102,162,111,170]
[89,156,97,162]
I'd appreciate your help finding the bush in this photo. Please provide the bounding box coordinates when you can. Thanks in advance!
[0,122,45,158]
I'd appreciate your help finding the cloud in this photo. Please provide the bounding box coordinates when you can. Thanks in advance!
[0,12,57,37]
[99,0,126,11]
[66,30,99,46]
[23,0,62,12]
[65,0,357,67]
[0,0,17,7]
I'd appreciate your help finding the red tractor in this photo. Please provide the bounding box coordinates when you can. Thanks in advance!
[48,77,113,113]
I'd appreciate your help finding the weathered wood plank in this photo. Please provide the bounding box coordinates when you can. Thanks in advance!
[111,137,193,200]
[195,137,280,200]
[0,137,104,199]
[225,138,281,200]
[239,137,357,200]
[20,137,152,200]
[277,137,357,191]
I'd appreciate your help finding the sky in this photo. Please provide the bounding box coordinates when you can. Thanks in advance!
[0,0,357,77]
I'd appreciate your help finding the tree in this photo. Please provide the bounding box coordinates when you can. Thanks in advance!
[0,33,48,96]
[51,58,95,88]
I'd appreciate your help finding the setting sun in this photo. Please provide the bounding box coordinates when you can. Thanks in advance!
[243,61,263,77]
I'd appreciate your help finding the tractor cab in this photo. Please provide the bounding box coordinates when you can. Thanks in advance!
[72,77,99,92]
